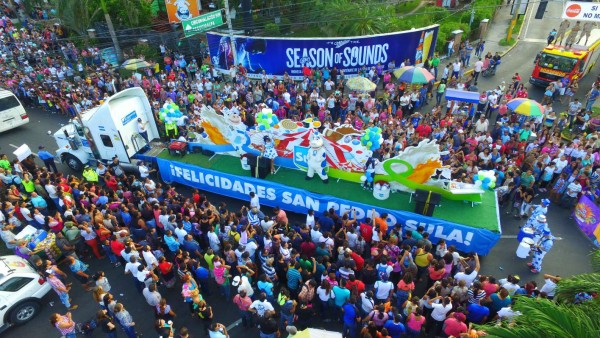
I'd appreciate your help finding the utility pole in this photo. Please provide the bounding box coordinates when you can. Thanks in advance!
[100,0,123,63]
[506,0,522,43]
[223,0,238,66]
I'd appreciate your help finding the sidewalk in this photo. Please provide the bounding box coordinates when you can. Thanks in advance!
[442,3,521,78]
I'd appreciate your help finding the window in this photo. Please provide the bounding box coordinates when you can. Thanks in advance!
[538,53,578,73]
[0,95,21,111]
[100,134,113,147]
[0,277,33,292]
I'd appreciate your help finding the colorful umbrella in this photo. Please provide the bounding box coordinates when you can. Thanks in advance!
[393,66,434,84]
[507,98,545,117]
[345,76,377,92]
[121,58,151,71]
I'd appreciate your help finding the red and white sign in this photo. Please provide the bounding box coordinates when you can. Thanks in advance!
[562,1,600,22]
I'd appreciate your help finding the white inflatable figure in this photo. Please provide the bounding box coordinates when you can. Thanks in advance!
[306,132,329,184]
[221,105,247,151]
[174,0,192,21]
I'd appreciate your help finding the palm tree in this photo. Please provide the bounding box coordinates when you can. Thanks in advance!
[55,0,102,36]
[480,250,600,338]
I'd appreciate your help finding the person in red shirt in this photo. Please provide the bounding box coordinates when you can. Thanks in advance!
[110,235,125,258]
[345,274,365,295]
[360,221,373,244]
[350,250,365,271]
[105,175,118,192]
[300,237,316,257]
[415,122,432,138]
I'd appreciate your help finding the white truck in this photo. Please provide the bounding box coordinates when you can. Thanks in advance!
[53,88,161,171]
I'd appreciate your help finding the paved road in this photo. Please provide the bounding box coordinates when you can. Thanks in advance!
[1,4,598,335]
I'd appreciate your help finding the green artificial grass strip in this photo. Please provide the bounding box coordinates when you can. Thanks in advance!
[159,151,500,232]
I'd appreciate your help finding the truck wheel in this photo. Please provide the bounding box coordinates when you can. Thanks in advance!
[63,154,83,171]
[9,301,40,325]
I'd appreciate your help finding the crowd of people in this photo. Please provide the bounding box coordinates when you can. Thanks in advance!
[1,2,600,338]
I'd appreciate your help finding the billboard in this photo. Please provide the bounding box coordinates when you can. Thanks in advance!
[562,1,600,22]
[206,25,439,79]
[165,0,201,23]
[574,195,600,248]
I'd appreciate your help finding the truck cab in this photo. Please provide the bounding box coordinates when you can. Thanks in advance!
[53,88,160,171]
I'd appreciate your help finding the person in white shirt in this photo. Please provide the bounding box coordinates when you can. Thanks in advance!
[142,246,158,268]
[306,209,315,228]
[174,224,187,244]
[473,58,484,81]
[539,274,560,299]
[136,118,149,143]
[142,283,162,307]
[233,275,254,298]
[452,61,461,79]
[249,293,275,317]
[249,192,260,210]
[208,225,221,253]
[429,295,453,330]
[454,253,480,287]
[138,161,154,179]
[496,305,520,322]
[124,256,143,292]
[310,225,323,243]
[475,116,489,133]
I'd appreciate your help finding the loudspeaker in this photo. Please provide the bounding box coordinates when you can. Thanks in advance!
[247,154,270,178]
[247,154,269,168]
[414,189,441,217]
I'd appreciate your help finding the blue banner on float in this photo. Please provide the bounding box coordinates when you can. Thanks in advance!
[206,25,439,79]
[157,158,500,255]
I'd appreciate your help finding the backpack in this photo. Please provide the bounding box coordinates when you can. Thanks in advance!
[377,264,388,280]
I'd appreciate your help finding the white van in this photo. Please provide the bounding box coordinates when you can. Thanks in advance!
[0,90,29,133]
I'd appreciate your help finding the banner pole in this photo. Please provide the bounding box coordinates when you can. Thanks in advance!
[223,0,238,66]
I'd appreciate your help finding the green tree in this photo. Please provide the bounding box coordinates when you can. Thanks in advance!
[480,250,600,338]
[55,0,102,36]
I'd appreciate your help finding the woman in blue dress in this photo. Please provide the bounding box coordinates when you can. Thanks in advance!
[262,135,277,174]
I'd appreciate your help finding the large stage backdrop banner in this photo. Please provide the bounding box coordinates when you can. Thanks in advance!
[574,195,600,248]
[157,158,500,255]
[206,25,439,79]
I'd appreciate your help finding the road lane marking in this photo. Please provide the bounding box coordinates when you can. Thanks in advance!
[500,235,518,239]
[523,38,548,43]
[226,318,242,331]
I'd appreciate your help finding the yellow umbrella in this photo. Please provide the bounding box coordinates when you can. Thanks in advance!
[345,76,377,92]
[121,58,151,71]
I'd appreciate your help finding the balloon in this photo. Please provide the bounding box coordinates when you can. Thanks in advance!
[482,183,489,190]
[360,175,367,182]
[490,176,497,182]
[367,175,374,183]
[474,181,482,187]
[489,182,496,189]
[365,134,370,140]
[367,141,373,147]
[259,125,266,130]
[483,177,490,184]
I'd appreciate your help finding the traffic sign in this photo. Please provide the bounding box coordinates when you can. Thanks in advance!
[182,11,224,37]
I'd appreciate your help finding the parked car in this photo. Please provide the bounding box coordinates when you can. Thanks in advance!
[0,255,51,332]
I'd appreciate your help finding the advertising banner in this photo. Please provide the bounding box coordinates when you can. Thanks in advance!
[206,25,439,79]
[562,1,600,22]
[157,158,500,254]
[165,0,201,23]
[574,195,600,248]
